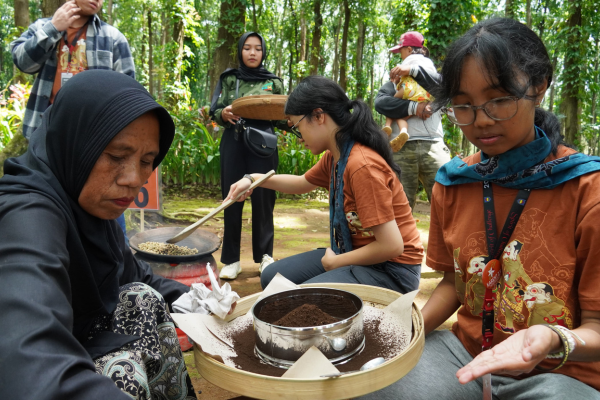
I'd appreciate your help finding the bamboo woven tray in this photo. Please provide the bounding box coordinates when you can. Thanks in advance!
[231,95,288,120]
[193,283,425,400]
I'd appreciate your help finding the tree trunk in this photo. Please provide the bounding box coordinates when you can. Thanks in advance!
[332,6,342,83]
[309,0,322,75]
[562,3,583,146]
[299,16,307,62]
[210,0,246,99]
[339,0,351,91]
[526,0,532,28]
[548,53,558,113]
[13,0,30,83]
[172,17,185,82]
[42,0,66,17]
[355,20,366,99]
[251,0,258,32]
[106,0,113,25]
[369,28,376,108]
[141,6,147,88]
[14,0,29,30]
[148,10,154,96]
[504,0,516,19]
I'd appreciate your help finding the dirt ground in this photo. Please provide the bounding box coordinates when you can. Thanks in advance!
[128,197,448,399]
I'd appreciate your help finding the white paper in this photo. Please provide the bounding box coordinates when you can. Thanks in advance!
[245,273,300,316]
[171,313,237,366]
[282,346,339,379]
[382,289,419,334]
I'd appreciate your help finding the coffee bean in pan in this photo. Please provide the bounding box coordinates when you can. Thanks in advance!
[138,241,198,256]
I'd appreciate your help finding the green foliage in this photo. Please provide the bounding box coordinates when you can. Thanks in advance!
[0,83,30,149]
[4,0,600,179]
[277,131,323,175]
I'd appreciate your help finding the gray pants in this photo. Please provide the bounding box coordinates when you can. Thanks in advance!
[358,330,599,400]
[393,140,451,209]
[260,249,420,294]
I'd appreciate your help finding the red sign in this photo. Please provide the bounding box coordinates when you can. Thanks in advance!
[129,169,160,211]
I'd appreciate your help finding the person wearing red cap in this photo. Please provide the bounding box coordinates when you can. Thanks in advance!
[375,31,451,210]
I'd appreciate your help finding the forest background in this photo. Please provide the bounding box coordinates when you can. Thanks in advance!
[1,0,599,188]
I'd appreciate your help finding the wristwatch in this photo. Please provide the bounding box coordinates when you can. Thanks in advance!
[243,174,255,184]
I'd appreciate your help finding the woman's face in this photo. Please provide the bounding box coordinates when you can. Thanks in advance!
[452,56,546,156]
[241,36,263,69]
[288,113,328,155]
[78,112,160,220]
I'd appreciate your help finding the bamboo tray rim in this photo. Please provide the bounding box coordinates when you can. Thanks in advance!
[193,283,424,399]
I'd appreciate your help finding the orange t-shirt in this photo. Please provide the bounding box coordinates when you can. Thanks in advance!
[51,26,88,103]
[304,143,423,265]
[427,145,600,390]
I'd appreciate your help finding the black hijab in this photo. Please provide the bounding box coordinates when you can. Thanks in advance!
[0,70,174,341]
[209,32,282,117]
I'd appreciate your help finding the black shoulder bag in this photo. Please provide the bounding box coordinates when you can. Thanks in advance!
[233,79,278,158]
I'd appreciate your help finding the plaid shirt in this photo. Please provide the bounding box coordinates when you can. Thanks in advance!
[11,15,135,139]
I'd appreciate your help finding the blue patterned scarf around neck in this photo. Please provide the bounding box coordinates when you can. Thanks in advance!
[435,127,600,189]
[330,140,355,254]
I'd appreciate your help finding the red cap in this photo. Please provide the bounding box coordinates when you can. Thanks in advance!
[389,32,425,53]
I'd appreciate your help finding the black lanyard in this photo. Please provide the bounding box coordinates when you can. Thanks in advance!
[481,181,531,350]
[62,22,88,65]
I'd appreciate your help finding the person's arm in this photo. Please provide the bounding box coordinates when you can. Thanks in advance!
[374,80,412,119]
[224,173,318,202]
[111,30,136,79]
[421,271,461,334]
[212,75,238,127]
[321,219,404,270]
[456,201,600,383]
[11,19,63,74]
[0,194,131,399]
[390,64,441,93]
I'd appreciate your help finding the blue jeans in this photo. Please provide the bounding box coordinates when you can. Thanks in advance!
[260,249,420,294]
[357,330,600,400]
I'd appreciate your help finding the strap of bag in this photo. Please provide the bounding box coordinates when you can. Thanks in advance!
[236,79,239,99]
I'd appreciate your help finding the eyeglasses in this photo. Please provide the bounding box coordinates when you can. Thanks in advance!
[441,95,534,126]
[290,113,309,139]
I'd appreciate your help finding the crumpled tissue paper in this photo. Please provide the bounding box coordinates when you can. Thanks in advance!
[172,263,240,319]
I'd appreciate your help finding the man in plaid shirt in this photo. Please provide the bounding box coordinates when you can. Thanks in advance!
[11,0,135,140]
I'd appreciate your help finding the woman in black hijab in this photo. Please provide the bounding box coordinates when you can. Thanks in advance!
[210,32,290,280]
[0,70,197,399]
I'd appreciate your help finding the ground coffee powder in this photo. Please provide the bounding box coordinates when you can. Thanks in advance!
[256,294,359,324]
[272,304,339,327]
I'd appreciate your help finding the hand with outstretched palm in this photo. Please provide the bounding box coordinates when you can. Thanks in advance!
[456,325,559,384]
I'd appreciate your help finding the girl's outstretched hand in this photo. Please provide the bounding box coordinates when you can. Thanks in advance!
[456,325,558,384]
[224,178,253,203]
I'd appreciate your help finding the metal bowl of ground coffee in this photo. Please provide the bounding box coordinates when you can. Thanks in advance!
[251,287,364,368]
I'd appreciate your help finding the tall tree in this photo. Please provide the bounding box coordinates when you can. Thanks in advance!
[331,5,342,83]
[561,2,583,145]
[42,0,66,17]
[14,0,29,31]
[299,15,307,62]
[210,0,246,99]
[309,0,322,75]
[355,20,366,99]
[339,0,350,90]
[13,0,30,83]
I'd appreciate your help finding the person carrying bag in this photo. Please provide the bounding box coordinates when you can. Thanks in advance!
[209,32,290,280]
